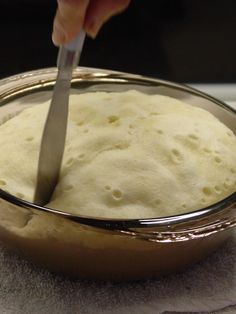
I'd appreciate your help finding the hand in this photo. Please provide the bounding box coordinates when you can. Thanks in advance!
[52,0,130,46]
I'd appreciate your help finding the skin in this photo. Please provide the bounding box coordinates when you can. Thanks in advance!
[52,0,131,46]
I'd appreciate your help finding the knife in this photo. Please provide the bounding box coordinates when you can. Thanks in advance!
[34,31,85,206]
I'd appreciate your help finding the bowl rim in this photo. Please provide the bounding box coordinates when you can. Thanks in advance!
[0,67,236,230]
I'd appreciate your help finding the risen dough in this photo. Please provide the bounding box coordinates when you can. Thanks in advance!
[0,90,235,218]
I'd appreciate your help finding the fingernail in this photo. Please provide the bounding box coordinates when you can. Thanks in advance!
[87,30,98,39]
[52,24,66,46]
[86,20,101,39]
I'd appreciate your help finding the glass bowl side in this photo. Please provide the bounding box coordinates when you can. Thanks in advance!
[0,67,235,242]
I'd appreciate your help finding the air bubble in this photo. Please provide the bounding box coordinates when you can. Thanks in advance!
[227,131,233,137]
[172,149,180,157]
[223,183,229,189]
[203,148,211,153]
[78,154,85,160]
[0,180,6,186]
[104,185,111,190]
[16,192,25,199]
[154,199,161,205]
[215,156,222,163]
[112,189,123,200]
[108,116,119,123]
[171,149,182,163]
[214,185,221,194]
[115,142,129,149]
[224,178,232,189]
[25,137,34,142]
[64,184,73,191]
[188,134,198,140]
[66,157,74,166]
[202,187,212,196]
[77,121,84,126]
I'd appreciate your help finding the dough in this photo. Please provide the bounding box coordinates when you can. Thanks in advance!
[0,90,235,219]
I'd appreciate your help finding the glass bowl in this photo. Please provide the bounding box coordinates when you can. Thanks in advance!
[0,67,235,281]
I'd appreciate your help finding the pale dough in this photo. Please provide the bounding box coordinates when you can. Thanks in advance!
[0,90,235,219]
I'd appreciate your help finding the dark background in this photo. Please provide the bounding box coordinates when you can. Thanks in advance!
[1,0,236,83]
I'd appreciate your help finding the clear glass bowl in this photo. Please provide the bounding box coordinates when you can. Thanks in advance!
[0,67,235,281]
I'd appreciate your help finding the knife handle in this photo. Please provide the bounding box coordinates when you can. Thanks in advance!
[65,30,86,52]
[57,30,86,69]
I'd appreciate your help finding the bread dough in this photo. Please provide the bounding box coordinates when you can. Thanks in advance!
[0,90,235,219]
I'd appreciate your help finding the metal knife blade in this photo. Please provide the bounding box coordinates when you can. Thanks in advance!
[34,31,85,206]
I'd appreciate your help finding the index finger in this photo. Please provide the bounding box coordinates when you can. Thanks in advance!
[52,0,89,46]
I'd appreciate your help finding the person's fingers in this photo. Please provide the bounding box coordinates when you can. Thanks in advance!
[84,0,131,38]
[52,0,130,45]
[52,0,90,46]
